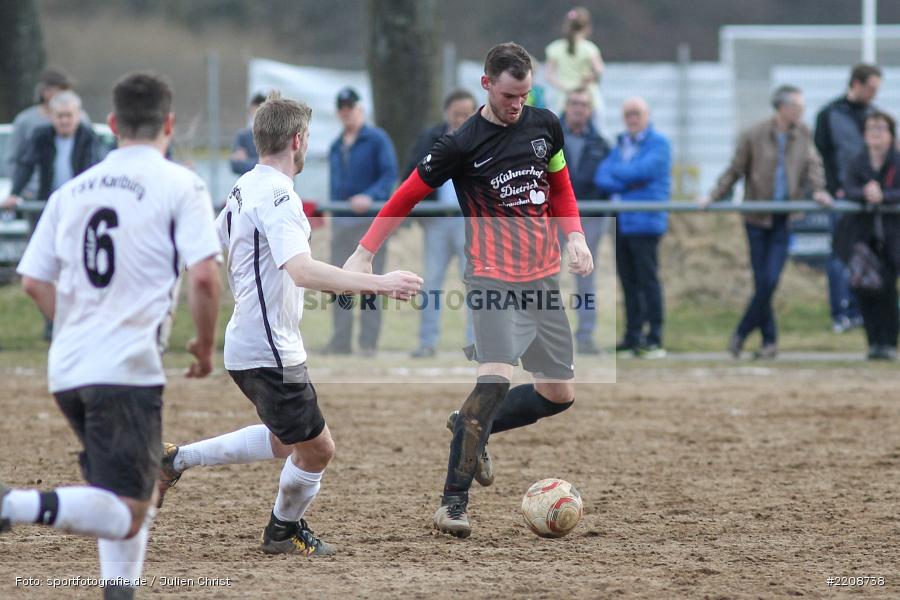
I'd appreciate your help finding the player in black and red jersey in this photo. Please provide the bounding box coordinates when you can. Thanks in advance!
[344,42,593,538]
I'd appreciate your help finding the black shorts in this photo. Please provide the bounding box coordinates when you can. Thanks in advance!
[54,385,163,501]
[463,275,575,380]
[228,364,325,445]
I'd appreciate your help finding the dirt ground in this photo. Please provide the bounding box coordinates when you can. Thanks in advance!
[1,363,899,599]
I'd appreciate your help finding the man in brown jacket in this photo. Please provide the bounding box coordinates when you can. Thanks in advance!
[700,85,831,358]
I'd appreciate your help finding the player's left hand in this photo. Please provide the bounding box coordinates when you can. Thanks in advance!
[185,338,213,378]
[566,233,594,276]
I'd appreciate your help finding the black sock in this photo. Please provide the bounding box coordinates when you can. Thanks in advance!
[103,585,135,600]
[266,512,296,541]
[443,375,510,500]
[490,384,573,434]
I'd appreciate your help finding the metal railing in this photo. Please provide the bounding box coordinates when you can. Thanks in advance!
[6,198,899,223]
[316,199,900,216]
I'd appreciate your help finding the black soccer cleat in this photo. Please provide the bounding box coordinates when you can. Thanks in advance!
[433,497,471,538]
[0,482,11,534]
[156,443,183,508]
[261,514,336,557]
[446,411,494,487]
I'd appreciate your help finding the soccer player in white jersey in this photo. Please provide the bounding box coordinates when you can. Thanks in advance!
[0,73,221,600]
[156,92,422,557]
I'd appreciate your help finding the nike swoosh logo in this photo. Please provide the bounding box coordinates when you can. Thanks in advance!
[473,157,493,168]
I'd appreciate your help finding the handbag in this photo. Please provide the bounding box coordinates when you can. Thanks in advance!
[848,241,884,292]
[848,210,885,293]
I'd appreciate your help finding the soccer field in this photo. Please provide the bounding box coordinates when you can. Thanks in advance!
[1,360,897,599]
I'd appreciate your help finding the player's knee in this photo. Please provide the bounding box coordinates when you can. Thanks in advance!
[316,435,336,465]
[295,433,334,471]
[536,382,576,404]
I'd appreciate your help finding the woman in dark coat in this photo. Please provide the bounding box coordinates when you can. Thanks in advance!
[834,110,900,360]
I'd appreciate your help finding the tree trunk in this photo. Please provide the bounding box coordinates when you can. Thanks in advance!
[367,0,440,170]
[0,0,46,121]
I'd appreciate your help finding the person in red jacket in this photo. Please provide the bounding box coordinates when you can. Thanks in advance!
[343,42,593,539]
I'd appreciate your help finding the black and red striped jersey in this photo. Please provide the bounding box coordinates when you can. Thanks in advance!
[417,105,567,282]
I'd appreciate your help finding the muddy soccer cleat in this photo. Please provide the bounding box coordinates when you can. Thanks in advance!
[433,498,471,538]
[0,482,10,533]
[446,411,494,487]
[260,515,336,557]
[156,443,183,508]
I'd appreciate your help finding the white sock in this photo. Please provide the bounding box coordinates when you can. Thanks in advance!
[99,506,156,586]
[175,424,274,471]
[272,458,323,522]
[2,490,40,523]
[27,487,131,539]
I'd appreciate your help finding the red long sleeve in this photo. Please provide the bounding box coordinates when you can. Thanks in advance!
[548,165,584,236]
[359,170,434,253]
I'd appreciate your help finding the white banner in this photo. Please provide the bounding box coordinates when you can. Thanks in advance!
[248,58,373,157]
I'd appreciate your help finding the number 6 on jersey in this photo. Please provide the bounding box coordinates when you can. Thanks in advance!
[83,207,118,288]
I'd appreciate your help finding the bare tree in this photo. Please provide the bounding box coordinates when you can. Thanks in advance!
[367,0,440,168]
[0,0,46,121]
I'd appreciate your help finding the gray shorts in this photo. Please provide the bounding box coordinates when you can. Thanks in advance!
[463,275,575,380]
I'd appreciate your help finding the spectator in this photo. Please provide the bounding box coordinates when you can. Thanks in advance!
[703,86,831,359]
[4,68,89,197]
[559,87,610,354]
[4,91,99,208]
[815,64,882,333]
[544,7,605,121]
[406,89,477,358]
[833,111,900,361]
[4,90,99,342]
[229,92,267,175]
[595,97,670,358]
[323,87,398,356]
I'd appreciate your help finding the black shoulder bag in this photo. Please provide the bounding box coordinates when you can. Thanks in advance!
[848,209,886,293]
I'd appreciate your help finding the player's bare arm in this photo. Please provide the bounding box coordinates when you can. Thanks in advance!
[284,251,421,300]
[185,255,221,378]
[343,245,375,273]
[21,276,56,321]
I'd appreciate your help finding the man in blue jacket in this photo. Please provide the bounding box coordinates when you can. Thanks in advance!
[325,87,398,356]
[561,88,610,355]
[595,97,670,358]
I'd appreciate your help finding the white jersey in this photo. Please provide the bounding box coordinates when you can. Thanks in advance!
[216,164,312,370]
[17,145,220,392]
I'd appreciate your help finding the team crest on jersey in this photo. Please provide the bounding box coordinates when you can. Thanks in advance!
[531,138,548,158]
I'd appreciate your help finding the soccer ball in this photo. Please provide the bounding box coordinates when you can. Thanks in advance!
[521,478,583,538]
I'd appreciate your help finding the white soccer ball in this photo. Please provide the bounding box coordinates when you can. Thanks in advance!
[521,478,583,538]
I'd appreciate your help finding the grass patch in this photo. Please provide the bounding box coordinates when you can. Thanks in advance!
[1,272,866,357]
[0,216,869,359]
